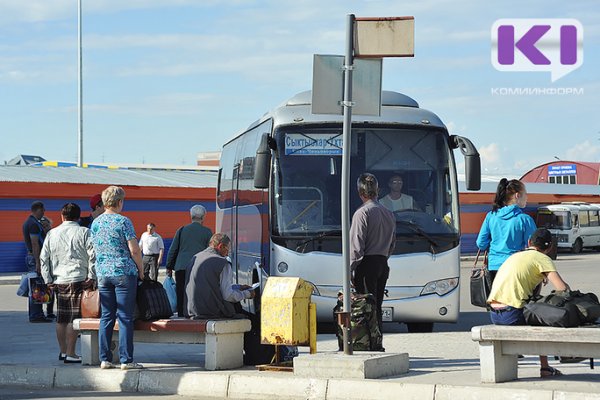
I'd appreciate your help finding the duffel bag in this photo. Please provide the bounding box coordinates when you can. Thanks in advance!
[136,279,173,321]
[333,292,383,351]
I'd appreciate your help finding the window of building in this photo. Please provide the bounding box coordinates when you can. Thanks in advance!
[549,175,576,184]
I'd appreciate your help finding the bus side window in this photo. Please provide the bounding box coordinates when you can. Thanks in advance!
[573,214,579,228]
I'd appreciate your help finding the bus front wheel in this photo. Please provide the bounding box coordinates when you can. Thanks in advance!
[406,322,434,333]
[571,238,583,254]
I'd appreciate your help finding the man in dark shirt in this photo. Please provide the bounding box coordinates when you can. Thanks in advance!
[350,173,396,334]
[22,201,54,322]
[185,233,254,319]
[79,194,104,228]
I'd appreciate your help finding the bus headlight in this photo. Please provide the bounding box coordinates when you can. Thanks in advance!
[420,278,459,296]
[277,262,289,273]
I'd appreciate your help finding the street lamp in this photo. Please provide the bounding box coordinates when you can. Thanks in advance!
[77,0,83,167]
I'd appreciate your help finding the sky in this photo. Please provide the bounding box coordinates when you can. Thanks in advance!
[1,0,598,177]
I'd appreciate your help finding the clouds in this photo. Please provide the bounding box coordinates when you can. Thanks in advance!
[0,1,598,167]
[565,140,600,162]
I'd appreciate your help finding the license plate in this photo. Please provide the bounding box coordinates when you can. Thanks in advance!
[382,307,393,322]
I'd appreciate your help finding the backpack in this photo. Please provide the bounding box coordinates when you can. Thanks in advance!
[333,293,383,351]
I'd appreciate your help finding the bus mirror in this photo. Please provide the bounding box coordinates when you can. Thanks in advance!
[450,135,481,191]
[254,133,272,189]
[465,154,481,191]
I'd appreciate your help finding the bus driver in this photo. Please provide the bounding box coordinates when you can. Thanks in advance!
[379,174,415,212]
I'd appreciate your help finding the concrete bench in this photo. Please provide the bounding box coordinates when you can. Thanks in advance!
[471,324,600,383]
[73,318,251,371]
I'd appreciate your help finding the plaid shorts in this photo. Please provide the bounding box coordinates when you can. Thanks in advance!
[55,281,85,323]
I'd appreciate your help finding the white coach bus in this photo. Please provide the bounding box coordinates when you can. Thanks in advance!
[216,90,480,333]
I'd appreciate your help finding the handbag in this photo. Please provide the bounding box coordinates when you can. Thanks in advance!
[16,272,38,297]
[470,250,491,308]
[81,284,101,318]
[29,276,53,304]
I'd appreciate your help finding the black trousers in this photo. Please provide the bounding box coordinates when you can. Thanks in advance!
[175,269,187,317]
[354,255,390,332]
[142,254,159,281]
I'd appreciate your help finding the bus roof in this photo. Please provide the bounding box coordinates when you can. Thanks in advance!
[224,90,447,147]
[539,202,600,212]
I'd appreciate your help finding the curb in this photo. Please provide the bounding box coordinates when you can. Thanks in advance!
[1,365,599,400]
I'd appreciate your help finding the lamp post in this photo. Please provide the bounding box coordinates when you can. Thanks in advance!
[77,0,83,167]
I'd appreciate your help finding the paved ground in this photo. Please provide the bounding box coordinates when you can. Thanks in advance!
[0,253,599,399]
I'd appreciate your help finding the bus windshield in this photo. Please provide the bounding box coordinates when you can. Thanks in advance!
[537,210,571,230]
[272,126,459,254]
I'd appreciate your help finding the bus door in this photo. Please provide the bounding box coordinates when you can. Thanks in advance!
[230,164,240,283]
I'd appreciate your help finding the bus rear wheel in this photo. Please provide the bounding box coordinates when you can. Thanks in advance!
[406,322,434,333]
[571,238,583,254]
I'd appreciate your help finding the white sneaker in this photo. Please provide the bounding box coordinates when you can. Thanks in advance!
[100,361,115,369]
[120,362,143,370]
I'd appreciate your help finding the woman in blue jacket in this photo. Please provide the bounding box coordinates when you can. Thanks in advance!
[476,179,537,282]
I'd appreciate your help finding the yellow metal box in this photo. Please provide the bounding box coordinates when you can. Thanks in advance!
[260,277,313,346]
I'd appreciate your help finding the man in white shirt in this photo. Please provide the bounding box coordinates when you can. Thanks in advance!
[138,223,164,281]
[379,174,415,212]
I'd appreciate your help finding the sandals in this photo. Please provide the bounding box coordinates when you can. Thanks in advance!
[540,366,563,378]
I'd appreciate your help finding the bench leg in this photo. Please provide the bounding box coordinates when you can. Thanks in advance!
[80,331,100,366]
[205,332,244,370]
[479,341,518,383]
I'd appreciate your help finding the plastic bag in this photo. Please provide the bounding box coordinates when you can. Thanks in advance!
[29,276,53,304]
[162,276,177,314]
[16,272,38,297]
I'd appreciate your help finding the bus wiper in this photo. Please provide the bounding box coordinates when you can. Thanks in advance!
[396,220,439,253]
[295,230,342,252]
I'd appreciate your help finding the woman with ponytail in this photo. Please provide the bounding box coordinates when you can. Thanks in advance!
[476,178,537,282]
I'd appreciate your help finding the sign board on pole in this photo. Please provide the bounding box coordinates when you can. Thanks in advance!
[312,55,382,116]
[354,17,415,58]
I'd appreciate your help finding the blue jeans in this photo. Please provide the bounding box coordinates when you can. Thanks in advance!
[26,254,54,320]
[489,306,526,326]
[98,275,138,364]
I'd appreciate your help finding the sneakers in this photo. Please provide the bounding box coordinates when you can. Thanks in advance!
[120,362,143,370]
[59,353,67,361]
[100,361,115,369]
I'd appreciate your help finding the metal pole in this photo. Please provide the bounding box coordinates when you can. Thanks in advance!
[340,13,355,355]
[77,0,83,167]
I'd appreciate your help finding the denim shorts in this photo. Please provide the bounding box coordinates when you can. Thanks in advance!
[489,306,526,326]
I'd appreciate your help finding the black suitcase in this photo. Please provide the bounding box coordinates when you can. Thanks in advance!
[136,279,173,321]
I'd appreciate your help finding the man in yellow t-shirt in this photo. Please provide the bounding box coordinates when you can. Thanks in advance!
[487,228,570,378]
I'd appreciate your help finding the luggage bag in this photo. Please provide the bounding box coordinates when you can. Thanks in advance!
[333,292,383,351]
[136,279,173,321]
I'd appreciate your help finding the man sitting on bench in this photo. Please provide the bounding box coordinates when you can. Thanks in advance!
[185,233,254,319]
[487,227,570,378]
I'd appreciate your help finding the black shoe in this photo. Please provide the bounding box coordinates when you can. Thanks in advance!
[64,355,82,364]
[46,313,57,320]
[30,317,52,323]
[59,353,67,361]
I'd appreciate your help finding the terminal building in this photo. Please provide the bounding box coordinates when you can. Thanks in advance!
[520,161,600,185]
